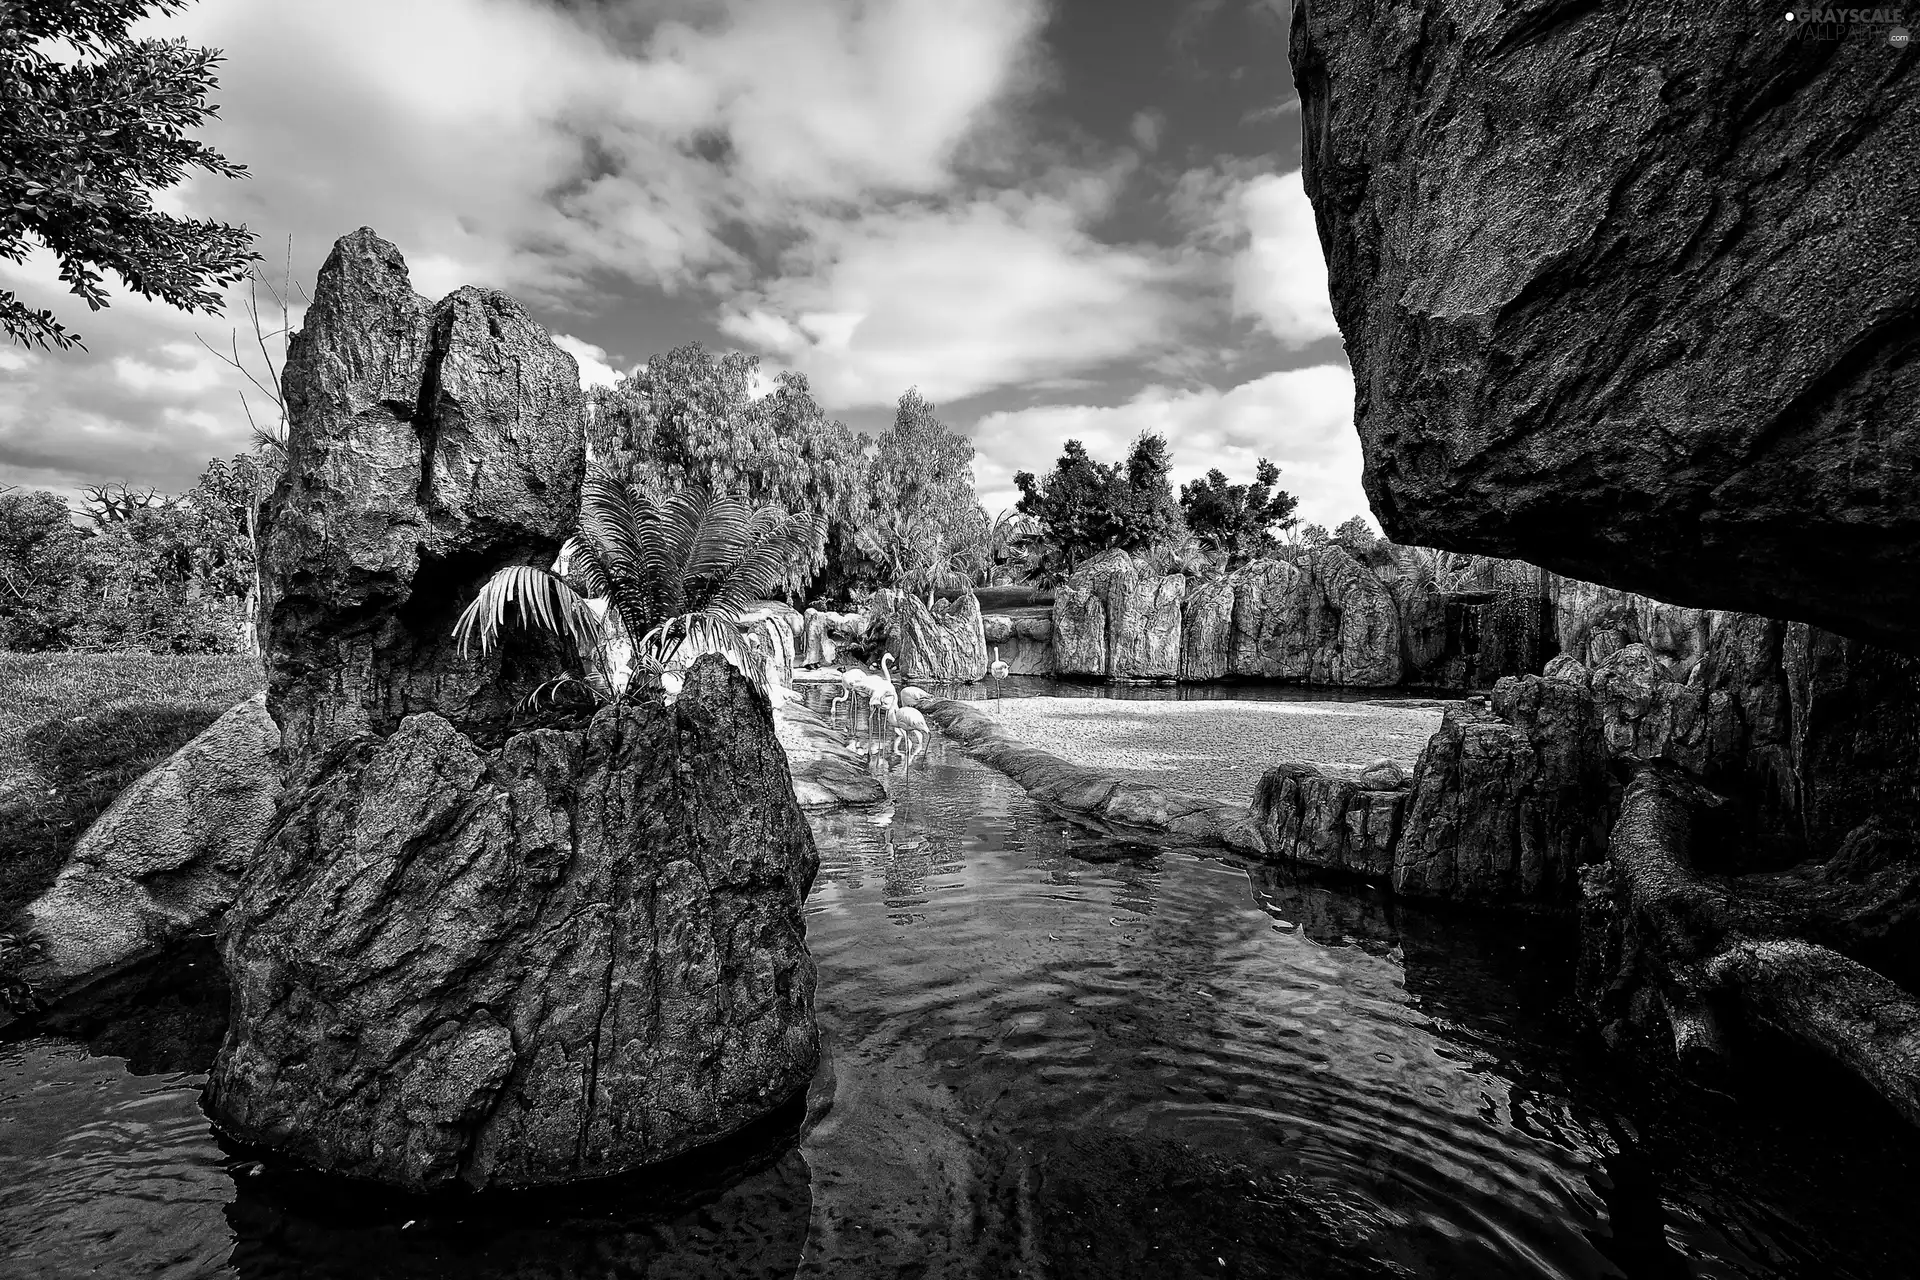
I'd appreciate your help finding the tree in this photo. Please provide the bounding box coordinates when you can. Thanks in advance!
[1014,432,1189,581]
[454,471,822,704]
[851,388,987,601]
[0,488,85,649]
[1331,514,1380,556]
[2,0,258,351]
[186,448,278,651]
[1116,431,1184,552]
[78,480,175,524]
[1179,458,1300,568]
[586,344,865,593]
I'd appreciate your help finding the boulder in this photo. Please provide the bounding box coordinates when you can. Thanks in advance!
[878,590,988,683]
[1228,550,1403,687]
[981,614,1014,645]
[1180,576,1235,682]
[1784,625,1920,857]
[1108,568,1185,681]
[1052,585,1108,678]
[1589,643,1708,775]
[1228,559,1306,680]
[206,658,820,1193]
[1251,763,1407,880]
[13,694,281,1006]
[1394,671,1610,902]
[1291,1,1920,650]
[261,228,586,773]
[1551,577,1711,677]
[994,616,1054,677]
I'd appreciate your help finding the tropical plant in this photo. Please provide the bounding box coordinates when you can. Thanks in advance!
[452,471,822,705]
[585,344,865,594]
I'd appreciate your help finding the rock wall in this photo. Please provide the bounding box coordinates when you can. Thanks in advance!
[207,659,821,1192]
[1053,545,1545,689]
[261,228,586,774]
[1290,0,1920,651]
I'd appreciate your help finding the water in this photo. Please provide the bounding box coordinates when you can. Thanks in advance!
[5,695,1920,1278]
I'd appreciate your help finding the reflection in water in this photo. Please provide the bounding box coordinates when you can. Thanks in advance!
[4,690,1920,1277]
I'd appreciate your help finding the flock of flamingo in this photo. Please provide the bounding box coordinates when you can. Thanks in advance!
[826,645,1013,775]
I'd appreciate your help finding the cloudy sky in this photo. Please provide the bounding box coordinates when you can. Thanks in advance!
[0,0,1369,527]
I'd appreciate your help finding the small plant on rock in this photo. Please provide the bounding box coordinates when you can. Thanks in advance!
[453,469,820,704]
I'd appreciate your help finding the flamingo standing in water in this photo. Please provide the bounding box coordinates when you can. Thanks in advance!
[882,703,930,762]
[987,646,1009,679]
[828,667,880,718]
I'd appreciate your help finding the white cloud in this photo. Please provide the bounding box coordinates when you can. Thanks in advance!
[719,192,1195,407]
[1228,172,1340,346]
[552,334,625,389]
[968,364,1368,529]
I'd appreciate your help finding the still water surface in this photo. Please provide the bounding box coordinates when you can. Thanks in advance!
[4,694,1919,1278]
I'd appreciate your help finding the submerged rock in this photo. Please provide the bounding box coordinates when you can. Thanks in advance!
[1292,1,1920,648]
[207,658,820,1193]
[12,694,280,1009]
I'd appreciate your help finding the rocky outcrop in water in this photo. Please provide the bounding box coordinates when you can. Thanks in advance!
[213,230,825,1190]
[1290,3,1920,650]
[1251,763,1406,881]
[1396,671,1611,902]
[261,228,586,773]
[207,658,821,1192]
[11,694,280,1011]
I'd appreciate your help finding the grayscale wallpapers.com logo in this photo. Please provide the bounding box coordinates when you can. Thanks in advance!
[1782,7,1911,43]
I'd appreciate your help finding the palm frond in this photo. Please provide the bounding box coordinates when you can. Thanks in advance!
[452,565,594,658]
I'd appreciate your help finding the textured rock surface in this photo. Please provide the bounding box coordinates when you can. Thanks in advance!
[261,229,586,772]
[1784,626,1920,855]
[1395,672,1610,902]
[1292,2,1920,649]
[878,590,988,683]
[14,694,280,1005]
[206,658,820,1192]
[1252,763,1407,881]
[1107,568,1185,681]
[1180,576,1235,682]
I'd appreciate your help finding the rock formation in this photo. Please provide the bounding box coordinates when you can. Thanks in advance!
[1251,763,1406,881]
[981,612,1053,676]
[11,694,280,1011]
[876,589,989,683]
[1395,671,1611,902]
[261,228,587,774]
[210,229,824,1191]
[1290,2,1920,650]
[208,659,821,1191]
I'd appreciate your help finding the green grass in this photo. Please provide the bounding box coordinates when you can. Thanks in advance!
[0,652,266,926]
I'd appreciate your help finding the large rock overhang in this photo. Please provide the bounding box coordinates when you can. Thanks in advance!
[1289,1,1920,651]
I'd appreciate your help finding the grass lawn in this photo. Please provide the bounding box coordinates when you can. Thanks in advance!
[0,652,267,926]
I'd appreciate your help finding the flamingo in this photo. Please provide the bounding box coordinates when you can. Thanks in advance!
[987,646,1009,679]
[882,703,930,759]
[827,667,879,716]
[898,685,929,709]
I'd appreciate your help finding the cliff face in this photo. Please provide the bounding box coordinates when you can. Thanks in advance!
[1290,2,1920,651]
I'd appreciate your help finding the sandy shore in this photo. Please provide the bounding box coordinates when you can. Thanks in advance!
[969,695,1448,806]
